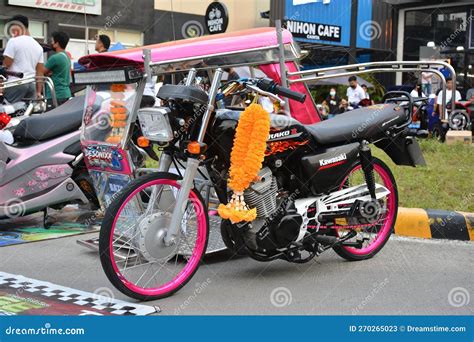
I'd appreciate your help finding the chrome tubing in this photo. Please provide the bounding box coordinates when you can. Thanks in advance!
[289,67,447,120]
[288,60,456,116]
[197,68,223,143]
[164,69,223,245]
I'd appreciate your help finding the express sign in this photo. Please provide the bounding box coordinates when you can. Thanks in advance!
[205,2,229,35]
[285,19,341,43]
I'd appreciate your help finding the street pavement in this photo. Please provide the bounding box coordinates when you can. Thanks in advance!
[0,233,472,315]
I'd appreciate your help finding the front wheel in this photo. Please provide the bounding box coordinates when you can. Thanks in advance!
[332,157,398,261]
[99,172,209,301]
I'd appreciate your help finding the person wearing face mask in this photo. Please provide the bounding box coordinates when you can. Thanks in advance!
[322,87,341,118]
[346,76,367,108]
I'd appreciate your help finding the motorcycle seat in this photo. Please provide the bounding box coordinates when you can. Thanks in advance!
[13,95,93,143]
[305,104,407,145]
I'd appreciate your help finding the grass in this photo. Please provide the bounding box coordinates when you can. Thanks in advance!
[373,139,474,212]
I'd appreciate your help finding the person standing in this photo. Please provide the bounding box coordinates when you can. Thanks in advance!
[346,76,366,108]
[322,87,341,118]
[43,31,71,107]
[421,71,433,95]
[2,15,44,103]
[436,78,461,119]
[361,84,374,105]
[95,34,111,53]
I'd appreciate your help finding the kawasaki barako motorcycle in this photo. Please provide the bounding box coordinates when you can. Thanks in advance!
[98,69,425,300]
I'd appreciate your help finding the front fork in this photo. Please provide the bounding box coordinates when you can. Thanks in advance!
[359,141,376,200]
[164,157,201,245]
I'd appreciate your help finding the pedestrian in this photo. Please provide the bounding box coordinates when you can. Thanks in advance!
[95,34,111,53]
[436,78,461,119]
[2,15,44,103]
[346,76,366,108]
[421,71,433,95]
[361,84,374,105]
[410,84,426,104]
[338,98,349,114]
[322,87,341,118]
[43,31,71,107]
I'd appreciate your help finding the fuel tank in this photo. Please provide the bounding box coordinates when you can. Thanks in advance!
[211,110,312,162]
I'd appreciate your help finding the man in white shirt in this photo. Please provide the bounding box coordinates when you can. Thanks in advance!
[346,76,367,107]
[2,15,44,103]
[437,78,462,119]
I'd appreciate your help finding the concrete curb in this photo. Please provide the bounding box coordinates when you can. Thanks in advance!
[395,208,474,241]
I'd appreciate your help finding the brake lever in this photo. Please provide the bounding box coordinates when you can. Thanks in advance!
[246,84,286,107]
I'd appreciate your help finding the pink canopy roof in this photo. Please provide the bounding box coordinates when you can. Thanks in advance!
[79,28,294,70]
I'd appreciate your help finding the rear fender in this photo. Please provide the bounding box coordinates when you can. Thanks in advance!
[375,136,426,167]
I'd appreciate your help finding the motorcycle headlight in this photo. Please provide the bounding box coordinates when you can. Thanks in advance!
[138,107,174,142]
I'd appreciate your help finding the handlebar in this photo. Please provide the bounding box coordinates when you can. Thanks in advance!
[256,78,307,103]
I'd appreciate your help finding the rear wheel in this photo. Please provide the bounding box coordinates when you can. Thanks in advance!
[332,158,398,261]
[99,172,209,301]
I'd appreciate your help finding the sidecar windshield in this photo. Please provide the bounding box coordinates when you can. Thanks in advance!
[81,83,138,145]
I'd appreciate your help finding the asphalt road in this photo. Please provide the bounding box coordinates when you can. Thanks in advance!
[0,233,472,315]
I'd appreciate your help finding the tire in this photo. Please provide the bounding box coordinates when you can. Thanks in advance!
[432,125,446,143]
[332,157,398,261]
[449,110,470,130]
[99,172,209,301]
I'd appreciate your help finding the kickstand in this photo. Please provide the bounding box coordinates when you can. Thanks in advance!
[43,207,53,229]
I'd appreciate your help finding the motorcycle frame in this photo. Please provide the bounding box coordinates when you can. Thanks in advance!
[0,129,88,218]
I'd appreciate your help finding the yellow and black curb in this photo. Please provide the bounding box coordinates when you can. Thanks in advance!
[395,208,474,241]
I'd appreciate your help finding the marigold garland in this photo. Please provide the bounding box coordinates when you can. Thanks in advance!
[218,103,270,224]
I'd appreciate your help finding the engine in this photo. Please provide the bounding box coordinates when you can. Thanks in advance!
[244,167,278,218]
[243,167,302,251]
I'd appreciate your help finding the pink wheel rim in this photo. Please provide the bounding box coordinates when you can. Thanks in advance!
[109,178,207,296]
[337,163,396,256]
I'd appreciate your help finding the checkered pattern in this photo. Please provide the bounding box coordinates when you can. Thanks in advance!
[0,272,157,316]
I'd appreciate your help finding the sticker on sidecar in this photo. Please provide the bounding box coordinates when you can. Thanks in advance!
[81,143,132,175]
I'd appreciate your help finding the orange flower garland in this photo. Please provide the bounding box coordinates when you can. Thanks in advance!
[218,104,271,223]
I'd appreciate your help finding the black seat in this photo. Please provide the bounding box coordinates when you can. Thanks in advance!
[305,104,407,145]
[13,95,92,142]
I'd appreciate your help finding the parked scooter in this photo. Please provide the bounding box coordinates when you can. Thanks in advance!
[0,94,100,226]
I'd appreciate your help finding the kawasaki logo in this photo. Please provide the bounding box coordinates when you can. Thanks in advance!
[319,153,347,167]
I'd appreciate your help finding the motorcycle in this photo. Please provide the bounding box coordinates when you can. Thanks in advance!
[0,93,100,226]
[98,69,426,300]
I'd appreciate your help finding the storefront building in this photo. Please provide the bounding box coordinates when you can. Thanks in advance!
[270,0,474,92]
[395,0,474,95]
[0,0,154,62]
[0,0,270,64]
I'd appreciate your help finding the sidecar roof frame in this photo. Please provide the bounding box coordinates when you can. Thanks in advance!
[79,28,300,74]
